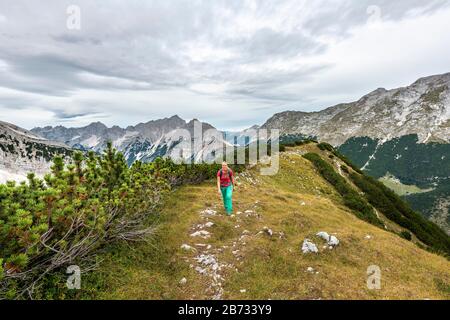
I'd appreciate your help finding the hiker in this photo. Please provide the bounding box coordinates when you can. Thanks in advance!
[217,161,235,215]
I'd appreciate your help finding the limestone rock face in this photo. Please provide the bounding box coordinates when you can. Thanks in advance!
[262,73,450,146]
[0,121,72,183]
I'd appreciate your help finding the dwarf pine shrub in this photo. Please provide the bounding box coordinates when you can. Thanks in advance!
[0,142,232,298]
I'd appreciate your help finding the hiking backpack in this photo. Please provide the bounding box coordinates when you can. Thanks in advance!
[219,169,232,179]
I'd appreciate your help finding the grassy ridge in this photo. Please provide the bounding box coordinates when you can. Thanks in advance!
[302,152,383,227]
[75,146,450,300]
[303,150,450,256]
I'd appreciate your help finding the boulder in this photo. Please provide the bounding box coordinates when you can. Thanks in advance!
[302,239,319,254]
[316,231,339,247]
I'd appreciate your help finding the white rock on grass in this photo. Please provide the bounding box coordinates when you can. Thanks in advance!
[263,226,273,236]
[307,267,315,273]
[302,239,319,254]
[179,277,187,285]
[180,244,196,252]
[240,289,247,293]
[195,266,206,274]
[316,231,340,247]
[201,209,217,216]
[316,231,330,240]
[195,243,207,247]
[190,230,211,238]
[365,235,372,240]
[328,236,339,247]
[195,254,219,270]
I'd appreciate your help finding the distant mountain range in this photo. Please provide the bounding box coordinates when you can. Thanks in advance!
[1,72,449,233]
[32,116,231,165]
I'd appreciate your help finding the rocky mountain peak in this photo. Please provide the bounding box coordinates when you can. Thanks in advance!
[262,72,450,145]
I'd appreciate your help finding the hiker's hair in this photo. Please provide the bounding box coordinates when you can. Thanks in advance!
[222,161,227,166]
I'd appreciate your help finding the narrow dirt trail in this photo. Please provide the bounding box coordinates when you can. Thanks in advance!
[179,172,267,300]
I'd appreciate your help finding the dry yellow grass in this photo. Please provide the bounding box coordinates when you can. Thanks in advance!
[89,146,450,300]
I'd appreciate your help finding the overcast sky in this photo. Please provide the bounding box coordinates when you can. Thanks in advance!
[1,0,450,131]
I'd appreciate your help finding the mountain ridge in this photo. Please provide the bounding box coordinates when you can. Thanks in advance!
[262,72,450,145]
[0,120,72,183]
[31,116,224,165]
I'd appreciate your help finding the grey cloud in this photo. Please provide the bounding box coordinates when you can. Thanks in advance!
[52,34,103,46]
[53,111,100,120]
[303,0,450,37]
[0,0,449,129]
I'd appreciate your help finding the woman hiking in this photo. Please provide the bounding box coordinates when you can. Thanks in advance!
[217,161,235,216]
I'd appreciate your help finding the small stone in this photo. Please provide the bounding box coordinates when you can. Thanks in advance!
[317,231,330,241]
[195,266,206,274]
[240,289,246,293]
[328,236,339,247]
[307,267,314,273]
[190,230,211,238]
[302,239,318,254]
[317,231,339,247]
[180,244,196,251]
[179,277,187,285]
[263,226,273,236]
[201,209,217,216]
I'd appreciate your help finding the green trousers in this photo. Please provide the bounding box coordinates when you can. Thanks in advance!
[220,185,233,215]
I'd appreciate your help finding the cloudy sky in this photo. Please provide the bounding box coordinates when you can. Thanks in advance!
[1,0,450,130]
